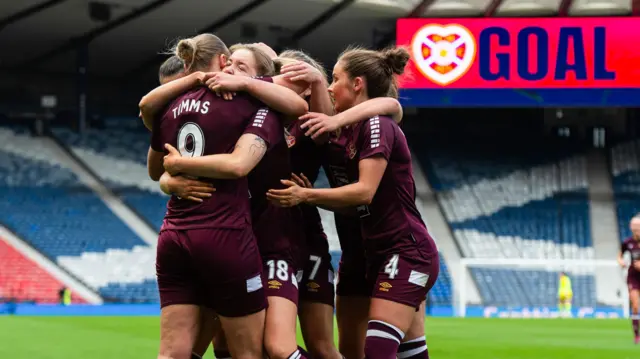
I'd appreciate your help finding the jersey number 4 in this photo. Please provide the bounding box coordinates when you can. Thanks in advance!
[178,122,205,157]
[384,254,399,279]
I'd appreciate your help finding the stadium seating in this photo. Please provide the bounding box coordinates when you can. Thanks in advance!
[0,239,84,304]
[0,126,157,303]
[52,126,167,230]
[471,268,595,307]
[410,138,594,307]
[610,140,640,240]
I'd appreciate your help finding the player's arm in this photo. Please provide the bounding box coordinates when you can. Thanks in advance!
[164,134,267,179]
[139,71,205,130]
[205,73,308,117]
[159,172,215,202]
[287,174,356,216]
[618,250,627,267]
[268,157,387,207]
[147,146,165,181]
[300,98,403,140]
[244,76,308,116]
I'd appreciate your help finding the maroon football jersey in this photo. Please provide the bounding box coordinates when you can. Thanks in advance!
[248,123,306,262]
[151,86,280,230]
[322,127,364,255]
[622,237,640,275]
[345,115,437,257]
[287,121,327,253]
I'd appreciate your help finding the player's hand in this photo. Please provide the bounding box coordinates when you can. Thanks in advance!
[195,71,216,85]
[291,173,313,189]
[281,61,324,84]
[619,258,628,268]
[205,72,247,100]
[266,180,307,207]
[299,112,342,140]
[163,144,183,176]
[251,42,278,59]
[168,175,215,203]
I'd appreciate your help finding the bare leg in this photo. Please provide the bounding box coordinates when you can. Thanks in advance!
[158,304,200,359]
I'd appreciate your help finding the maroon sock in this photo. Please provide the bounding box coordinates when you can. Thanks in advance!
[398,336,428,359]
[297,346,311,358]
[364,320,405,359]
[214,349,232,359]
[287,348,307,359]
[633,317,639,337]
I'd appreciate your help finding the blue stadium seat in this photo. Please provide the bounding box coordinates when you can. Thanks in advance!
[409,140,593,307]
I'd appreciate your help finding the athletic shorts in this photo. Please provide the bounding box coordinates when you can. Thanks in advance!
[299,251,336,306]
[628,271,640,291]
[558,291,573,301]
[336,250,372,297]
[263,255,301,305]
[156,227,267,317]
[367,249,439,309]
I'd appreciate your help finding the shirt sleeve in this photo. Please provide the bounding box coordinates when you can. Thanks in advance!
[622,240,628,254]
[242,107,282,149]
[253,76,274,83]
[358,116,395,161]
[150,115,164,152]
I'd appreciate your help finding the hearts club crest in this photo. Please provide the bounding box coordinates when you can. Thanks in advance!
[411,24,476,86]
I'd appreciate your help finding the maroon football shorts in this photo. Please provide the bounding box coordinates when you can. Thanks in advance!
[156,227,267,317]
[336,249,372,298]
[299,250,336,307]
[628,269,640,291]
[262,255,301,305]
[367,247,439,309]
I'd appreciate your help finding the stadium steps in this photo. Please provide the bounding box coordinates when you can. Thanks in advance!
[0,225,102,304]
[47,129,161,238]
[409,147,482,304]
[587,149,624,306]
[43,130,158,245]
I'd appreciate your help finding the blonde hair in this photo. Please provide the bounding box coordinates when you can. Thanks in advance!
[173,34,230,73]
[278,50,327,82]
[338,46,409,99]
[229,43,277,76]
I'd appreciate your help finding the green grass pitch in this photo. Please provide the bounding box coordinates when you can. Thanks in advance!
[0,316,637,358]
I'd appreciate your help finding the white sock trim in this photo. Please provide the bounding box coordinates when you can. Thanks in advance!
[287,349,301,359]
[367,329,401,344]
[369,320,405,340]
[402,336,426,344]
[632,315,640,320]
[398,345,428,359]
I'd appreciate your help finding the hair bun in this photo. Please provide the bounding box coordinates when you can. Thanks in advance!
[176,38,197,71]
[382,47,410,75]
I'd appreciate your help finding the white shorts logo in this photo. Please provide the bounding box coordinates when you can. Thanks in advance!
[408,270,429,287]
[246,274,263,293]
[411,24,476,86]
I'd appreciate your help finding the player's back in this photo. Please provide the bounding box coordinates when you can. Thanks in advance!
[152,87,264,230]
[249,132,306,263]
[287,121,327,253]
[323,128,364,256]
[349,116,436,257]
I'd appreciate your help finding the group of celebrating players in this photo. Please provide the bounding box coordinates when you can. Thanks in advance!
[138,33,439,359]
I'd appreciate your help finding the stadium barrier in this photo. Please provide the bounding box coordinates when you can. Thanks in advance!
[0,303,624,318]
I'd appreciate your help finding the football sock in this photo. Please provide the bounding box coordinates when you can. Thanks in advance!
[364,320,404,359]
[287,348,307,359]
[398,336,428,359]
